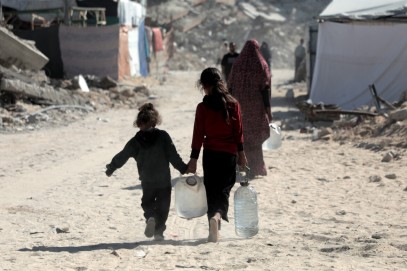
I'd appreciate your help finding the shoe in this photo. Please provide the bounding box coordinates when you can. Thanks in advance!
[154,233,164,241]
[208,215,221,243]
[144,217,155,238]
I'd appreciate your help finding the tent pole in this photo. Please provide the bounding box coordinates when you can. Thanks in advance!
[64,0,70,25]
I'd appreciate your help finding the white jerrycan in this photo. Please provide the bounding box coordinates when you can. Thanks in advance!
[174,175,208,219]
[262,122,282,150]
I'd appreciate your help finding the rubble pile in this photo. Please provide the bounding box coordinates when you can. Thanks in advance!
[275,81,407,151]
[148,0,331,70]
[307,99,407,151]
[0,64,156,133]
[332,106,407,151]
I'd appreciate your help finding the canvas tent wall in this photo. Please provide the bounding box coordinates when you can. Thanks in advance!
[59,1,148,80]
[309,0,407,110]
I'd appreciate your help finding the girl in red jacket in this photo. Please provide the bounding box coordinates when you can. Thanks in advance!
[187,67,248,242]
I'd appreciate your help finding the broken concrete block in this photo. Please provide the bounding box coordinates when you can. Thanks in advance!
[0,26,48,70]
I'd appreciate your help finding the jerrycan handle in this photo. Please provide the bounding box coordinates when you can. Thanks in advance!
[240,166,251,186]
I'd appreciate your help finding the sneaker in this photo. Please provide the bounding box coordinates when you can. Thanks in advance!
[154,233,164,241]
[144,217,155,238]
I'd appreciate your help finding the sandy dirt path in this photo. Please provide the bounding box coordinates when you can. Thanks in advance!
[0,70,406,271]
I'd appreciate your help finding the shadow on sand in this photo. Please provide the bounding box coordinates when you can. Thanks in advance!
[18,236,246,253]
[122,184,142,190]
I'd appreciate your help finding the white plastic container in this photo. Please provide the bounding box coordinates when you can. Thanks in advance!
[174,175,208,219]
[262,123,282,150]
[234,177,259,238]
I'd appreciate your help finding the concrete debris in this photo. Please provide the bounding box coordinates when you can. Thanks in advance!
[239,2,286,22]
[0,26,48,70]
[1,78,86,106]
[293,82,407,151]
[0,63,153,133]
[216,0,236,6]
[381,152,394,163]
[149,0,331,70]
[388,108,407,122]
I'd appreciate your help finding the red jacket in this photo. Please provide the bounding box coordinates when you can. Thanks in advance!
[190,101,244,159]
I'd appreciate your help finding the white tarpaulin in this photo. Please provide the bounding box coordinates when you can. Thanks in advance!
[320,0,407,20]
[309,21,407,109]
[128,27,140,77]
[117,0,143,26]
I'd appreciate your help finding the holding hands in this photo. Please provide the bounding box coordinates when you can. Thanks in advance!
[186,158,197,174]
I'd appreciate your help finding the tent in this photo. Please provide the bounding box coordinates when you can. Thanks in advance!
[0,0,76,22]
[0,0,75,11]
[309,0,407,110]
[2,0,150,80]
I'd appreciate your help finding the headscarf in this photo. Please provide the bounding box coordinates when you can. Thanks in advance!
[227,39,271,146]
[228,39,270,85]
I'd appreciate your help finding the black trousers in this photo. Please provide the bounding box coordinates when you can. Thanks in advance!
[141,186,171,234]
[203,149,236,222]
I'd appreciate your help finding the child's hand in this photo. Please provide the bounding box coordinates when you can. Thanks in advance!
[187,159,197,174]
[105,164,115,177]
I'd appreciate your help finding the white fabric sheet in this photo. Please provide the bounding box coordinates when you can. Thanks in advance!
[310,22,407,109]
[128,27,140,77]
[117,0,143,26]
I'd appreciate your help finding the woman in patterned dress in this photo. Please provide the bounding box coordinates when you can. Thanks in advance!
[227,39,273,178]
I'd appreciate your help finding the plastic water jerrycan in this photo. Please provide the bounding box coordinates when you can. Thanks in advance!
[174,175,208,219]
[262,123,282,150]
[234,167,259,238]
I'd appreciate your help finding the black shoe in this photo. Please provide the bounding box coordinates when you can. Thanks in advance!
[144,217,155,238]
[154,233,164,241]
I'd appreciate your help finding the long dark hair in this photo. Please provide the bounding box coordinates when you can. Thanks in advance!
[197,67,237,124]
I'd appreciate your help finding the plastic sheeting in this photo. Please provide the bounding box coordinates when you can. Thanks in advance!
[309,22,407,109]
[0,0,76,11]
[1,0,77,22]
[117,0,143,26]
[319,0,407,20]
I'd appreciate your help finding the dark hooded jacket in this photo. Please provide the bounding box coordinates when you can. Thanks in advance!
[107,128,187,188]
